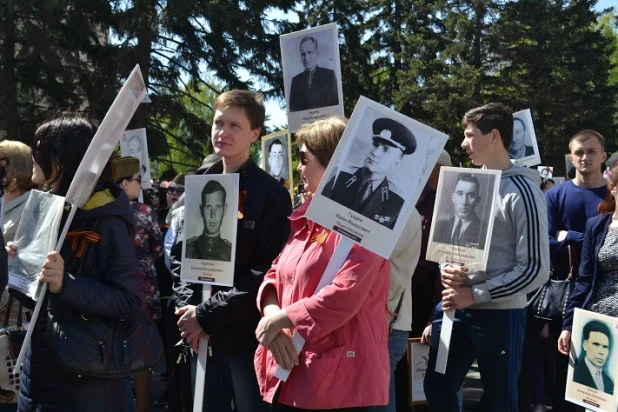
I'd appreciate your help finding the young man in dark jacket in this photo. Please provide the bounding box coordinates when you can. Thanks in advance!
[174,90,292,411]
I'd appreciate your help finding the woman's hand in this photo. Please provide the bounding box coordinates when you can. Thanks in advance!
[558,330,572,356]
[441,264,468,288]
[421,323,432,345]
[177,305,210,350]
[40,251,65,294]
[268,329,299,370]
[5,242,17,258]
[255,309,295,348]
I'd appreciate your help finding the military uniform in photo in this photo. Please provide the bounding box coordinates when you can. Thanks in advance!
[323,118,417,229]
[186,233,232,262]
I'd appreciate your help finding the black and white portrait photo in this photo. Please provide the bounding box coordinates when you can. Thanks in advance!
[121,128,152,189]
[181,175,239,286]
[510,109,541,168]
[261,130,293,193]
[307,96,448,259]
[426,167,501,270]
[566,309,618,411]
[322,117,416,229]
[538,166,554,179]
[281,23,344,133]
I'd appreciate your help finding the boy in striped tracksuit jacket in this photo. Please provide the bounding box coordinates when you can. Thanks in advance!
[424,103,550,411]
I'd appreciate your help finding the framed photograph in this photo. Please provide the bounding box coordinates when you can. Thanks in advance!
[408,338,429,405]
[120,128,152,189]
[538,166,554,179]
[565,308,618,411]
[426,167,501,270]
[180,174,239,287]
[281,23,345,133]
[307,96,448,259]
[510,109,541,168]
[261,129,294,202]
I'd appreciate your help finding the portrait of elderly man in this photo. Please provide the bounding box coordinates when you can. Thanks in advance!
[267,138,287,185]
[573,320,615,395]
[322,117,416,229]
[509,117,534,159]
[186,180,232,262]
[433,173,488,249]
[288,36,339,112]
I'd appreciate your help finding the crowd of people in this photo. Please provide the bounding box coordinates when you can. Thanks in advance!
[0,90,613,412]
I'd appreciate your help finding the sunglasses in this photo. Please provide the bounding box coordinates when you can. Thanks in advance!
[299,151,316,166]
[167,187,185,194]
[128,176,142,184]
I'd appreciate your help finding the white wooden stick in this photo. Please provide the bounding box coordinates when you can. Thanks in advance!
[193,285,212,412]
[15,205,77,370]
[274,238,354,381]
[435,308,455,374]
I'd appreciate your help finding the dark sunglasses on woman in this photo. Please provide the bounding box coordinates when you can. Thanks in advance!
[167,186,185,194]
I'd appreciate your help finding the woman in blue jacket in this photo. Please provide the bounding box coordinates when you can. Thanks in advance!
[17,115,143,411]
[558,166,618,355]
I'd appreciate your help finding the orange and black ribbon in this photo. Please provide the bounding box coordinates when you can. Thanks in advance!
[237,190,248,220]
[65,231,101,258]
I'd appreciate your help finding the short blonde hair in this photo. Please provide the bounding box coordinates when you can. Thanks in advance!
[569,129,605,152]
[0,140,34,191]
[296,117,348,168]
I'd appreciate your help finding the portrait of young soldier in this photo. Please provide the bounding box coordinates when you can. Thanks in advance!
[322,117,416,229]
[509,117,534,159]
[433,173,489,249]
[288,36,339,112]
[267,138,287,185]
[185,180,232,262]
[573,320,615,395]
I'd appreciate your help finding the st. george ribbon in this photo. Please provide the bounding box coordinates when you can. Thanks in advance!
[14,65,147,370]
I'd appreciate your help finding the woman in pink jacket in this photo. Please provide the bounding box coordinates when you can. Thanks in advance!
[254,117,390,411]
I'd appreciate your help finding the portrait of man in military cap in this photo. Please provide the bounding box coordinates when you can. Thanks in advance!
[185,179,232,262]
[322,117,417,229]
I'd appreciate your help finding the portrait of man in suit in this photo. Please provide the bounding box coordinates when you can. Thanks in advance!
[509,117,534,159]
[267,138,287,186]
[288,36,339,112]
[186,180,232,262]
[322,117,416,229]
[573,320,615,395]
[433,173,488,249]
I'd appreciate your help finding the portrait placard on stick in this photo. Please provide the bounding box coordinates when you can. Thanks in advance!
[510,109,541,168]
[538,166,554,179]
[565,309,618,412]
[565,154,575,174]
[261,130,294,202]
[121,128,152,189]
[426,167,501,271]
[306,96,448,259]
[281,23,344,133]
[180,174,239,287]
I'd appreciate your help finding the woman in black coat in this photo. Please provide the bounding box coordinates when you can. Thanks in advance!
[16,115,143,411]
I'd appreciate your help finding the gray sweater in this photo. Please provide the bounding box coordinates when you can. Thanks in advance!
[467,165,550,310]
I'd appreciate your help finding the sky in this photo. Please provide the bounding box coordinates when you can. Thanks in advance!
[264,1,616,130]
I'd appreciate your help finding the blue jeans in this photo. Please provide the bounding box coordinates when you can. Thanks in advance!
[369,329,409,412]
[192,350,265,412]
[424,302,526,412]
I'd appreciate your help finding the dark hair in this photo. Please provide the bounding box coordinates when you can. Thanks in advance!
[31,115,113,196]
[567,167,576,180]
[213,90,265,131]
[462,103,514,151]
[599,164,618,214]
[154,187,168,209]
[582,320,612,348]
[201,180,226,205]
[142,189,154,207]
[455,173,481,194]
[269,139,283,151]
[0,163,7,198]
